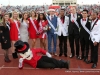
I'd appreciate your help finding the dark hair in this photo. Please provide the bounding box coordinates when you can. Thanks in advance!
[21,12,28,22]
[37,13,47,22]
[60,9,65,11]
[83,9,88,13]
[92,11,98,15]
[2,13,9,27]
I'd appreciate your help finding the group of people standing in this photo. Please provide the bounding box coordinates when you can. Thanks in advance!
[0,7,100,69]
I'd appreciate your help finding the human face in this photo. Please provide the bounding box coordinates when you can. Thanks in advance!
[13,12,18,19]
[31,11,36,17]
[24,13,28,20]
[91,12,98,20]
[82,11,88,18]
[4,14,9,21]
[70,7,76,14]
[49,11,55,15]
[40,14,43,20]
[60,10,65,16]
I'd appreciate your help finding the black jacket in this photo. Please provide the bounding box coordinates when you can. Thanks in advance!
[79,18,91,39]
[68,13,82,34]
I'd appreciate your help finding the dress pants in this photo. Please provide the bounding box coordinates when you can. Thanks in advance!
[69,31,80,56]
[80,37,90,58]
[37,56,66,68]
[48,33,57,53]
[90,40,99,64]
[58,35,67,55]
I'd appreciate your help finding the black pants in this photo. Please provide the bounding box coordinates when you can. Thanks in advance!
[69,33,80,56]
[80,37,90,58]
[90,41,99,64]
[37,56,65,68]
[58,35,67,55]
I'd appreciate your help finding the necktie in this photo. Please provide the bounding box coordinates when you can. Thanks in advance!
[51,16,53,20]
[61,17,64,23]
[73,14,75,18]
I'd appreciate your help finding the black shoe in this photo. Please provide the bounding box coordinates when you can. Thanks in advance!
[64,54,67,57]
[76,56,80,59]
[59,54,62,57]
[91,64,97,68]
[79,56,84,60]
[84,58,88,62]
[65,60,70,69]
[12,52,18,59]
[86,60,93,64]
[69,54,74,58]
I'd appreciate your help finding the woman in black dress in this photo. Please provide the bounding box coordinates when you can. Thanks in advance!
[0,13,11,63]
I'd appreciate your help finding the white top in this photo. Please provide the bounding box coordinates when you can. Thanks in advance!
[20,20,29,42]
[90,19,100,43]
[57,16,69,36]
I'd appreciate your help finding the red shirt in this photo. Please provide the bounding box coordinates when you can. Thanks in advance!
[20,48,46,69]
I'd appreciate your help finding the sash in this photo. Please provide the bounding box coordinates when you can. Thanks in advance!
[46,14,58,34]
[39,21,47,38]
[71,14,79,28]
[30,17,38,33]
[14,20,20,38]
[6,23,10,30]
[81,19,90,34]
[91,19,98,31]
[90,19,98,40]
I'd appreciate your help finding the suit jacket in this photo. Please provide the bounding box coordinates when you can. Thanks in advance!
[57,16,69,36]
[47,15,57,34]
[68,13,82,34]
[90,19,100,43]
[80,18,91,39]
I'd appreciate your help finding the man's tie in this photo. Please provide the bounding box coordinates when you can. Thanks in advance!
[51,16,53,20]
[73,14,75,18]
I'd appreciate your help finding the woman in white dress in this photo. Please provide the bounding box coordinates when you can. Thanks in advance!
[20,12,29,42]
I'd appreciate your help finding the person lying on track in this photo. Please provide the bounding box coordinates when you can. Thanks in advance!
[14,40,70,69]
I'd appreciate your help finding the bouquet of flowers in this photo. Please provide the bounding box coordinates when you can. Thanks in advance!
[42,25,51,32]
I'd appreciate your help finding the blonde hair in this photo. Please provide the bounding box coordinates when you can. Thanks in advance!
[31,10,36,17]
[11,11,19,21]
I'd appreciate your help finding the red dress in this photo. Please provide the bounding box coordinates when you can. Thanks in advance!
[9,19,20,41]
[20,48,46,69]
[38,20,48,39]
[28,18,38,39]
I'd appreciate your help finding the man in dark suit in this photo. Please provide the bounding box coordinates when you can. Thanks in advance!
[68,7,82,59]
[79,10,91,62]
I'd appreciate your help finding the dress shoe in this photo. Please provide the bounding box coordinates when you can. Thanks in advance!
[84,58,88,62]
[91,64,97,68]
[79,56,84,60]
[5,59,11,63]
[12,52,18,59]
[69,55,74,58]
[76,56,80,59]
[59,54,62,57]
[86,60,93,64]
[64,54,67,57]
[53,53,57,56]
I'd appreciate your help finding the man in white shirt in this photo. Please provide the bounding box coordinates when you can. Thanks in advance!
[57,8,69,57]
[87,11,100,68]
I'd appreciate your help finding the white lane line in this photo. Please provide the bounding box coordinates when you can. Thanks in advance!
[0,67,100,71]
[0,54,100,56]
[0,65,5,70]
